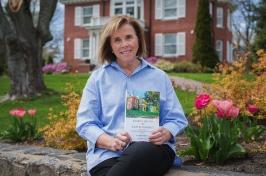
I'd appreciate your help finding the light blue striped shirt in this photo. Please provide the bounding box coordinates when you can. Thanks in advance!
[76,59,188,171]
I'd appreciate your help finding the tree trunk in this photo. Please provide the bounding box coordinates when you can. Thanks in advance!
[0,0,58,100]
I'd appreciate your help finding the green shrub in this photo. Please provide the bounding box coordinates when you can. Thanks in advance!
[173,61,202,73]
[154,59,174,72]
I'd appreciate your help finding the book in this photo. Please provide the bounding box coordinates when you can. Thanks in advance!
[125,90,160,141]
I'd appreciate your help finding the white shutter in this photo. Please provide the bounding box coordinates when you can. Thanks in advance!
[209,2,213,15]
[74,38,82,59]
[177,32,185,55]
[177,0,186,18]
[75,7,82,26]
[155,0,162,19]
[93,4,100,17]
[227,9,231,30]
[227,41,230,62]
[155,33,163,56]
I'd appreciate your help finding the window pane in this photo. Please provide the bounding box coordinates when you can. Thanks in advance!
[115,8,123,14]
[137,6,141,19]
[83,40,90,48]
[164,45,176,54]
[165,0,176,8]
[164,9,177,17]
[115,2,123,6]
[164,34,176,44]
[126,7,134,16]
[83,7,92,15]
[126,1,134,5]
[82,49,89,57]
[83,17,91,24]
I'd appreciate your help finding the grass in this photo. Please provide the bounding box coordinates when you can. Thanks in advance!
[0,74,89,133]
[169,72,215,84]
[0,73,195,133]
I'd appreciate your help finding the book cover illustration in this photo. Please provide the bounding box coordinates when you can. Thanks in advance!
[125,90,160,141]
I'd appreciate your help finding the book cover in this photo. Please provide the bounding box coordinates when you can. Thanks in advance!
[125,90,160,141]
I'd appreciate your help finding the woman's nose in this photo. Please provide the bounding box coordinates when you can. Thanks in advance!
[120,39,129,47]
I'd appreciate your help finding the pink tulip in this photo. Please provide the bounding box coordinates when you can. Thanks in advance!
[226,106,240,119]
[194,93,211,110]
[28,109,37,117]
[212,100,239,119]
[247,104,259,114]
[9,108,26,118]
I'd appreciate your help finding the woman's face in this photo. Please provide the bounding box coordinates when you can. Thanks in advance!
[110,24,139,64]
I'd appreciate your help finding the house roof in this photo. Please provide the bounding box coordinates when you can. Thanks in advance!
[60,0,101,4]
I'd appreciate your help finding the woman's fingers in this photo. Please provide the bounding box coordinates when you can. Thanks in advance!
[149,127,172,145]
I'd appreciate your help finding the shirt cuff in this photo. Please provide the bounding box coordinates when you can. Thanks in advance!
[162,122,180,144]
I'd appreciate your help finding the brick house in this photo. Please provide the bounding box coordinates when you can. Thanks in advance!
[60,0,233,72]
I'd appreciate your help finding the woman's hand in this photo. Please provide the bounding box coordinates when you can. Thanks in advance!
[149,127,172,145]
[108,132,132,151]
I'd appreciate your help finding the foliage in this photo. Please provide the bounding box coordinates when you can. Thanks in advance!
[209,50,266,119]
[0,108,40,142]
[40,83,86,150]
[181,93,265,164]
[192,0,219,68]
[173,61,202,73]
[254,0,266,51]
[154,59,174,72]
[0,57,6,76]
[42,62,70,74]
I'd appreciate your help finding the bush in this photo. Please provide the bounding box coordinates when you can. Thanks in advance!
[208,50,266,120]
[145,56,158,64]
[40,83,86,150]
[42,62,70,74]
[154,59,174,72]
[173,61,202,73]
[0,57,6,76]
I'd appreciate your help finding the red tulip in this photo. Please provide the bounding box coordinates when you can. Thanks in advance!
[194,93,211,110]
[28,109,37,117]
[9,108,26,118]
[247,104,259,114]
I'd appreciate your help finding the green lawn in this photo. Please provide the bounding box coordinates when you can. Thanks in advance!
[169,72,215,84]
[0,73,195,133]
[0,74,89,133]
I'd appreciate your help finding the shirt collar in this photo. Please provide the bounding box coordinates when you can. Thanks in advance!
[103,57,155,70]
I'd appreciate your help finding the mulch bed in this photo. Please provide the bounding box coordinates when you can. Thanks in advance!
[176,133,266,175]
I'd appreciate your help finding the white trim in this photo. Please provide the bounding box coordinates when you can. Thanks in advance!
[155,0,162,19]
[155,33,163,56]
[216,40,223,61]
[74,7,82,26]
[227,9,231,31]
[74,38,82,59]
[93,4,100,17]
[216,7,224,28]
[177,32,185,55]
[177,0,185,18]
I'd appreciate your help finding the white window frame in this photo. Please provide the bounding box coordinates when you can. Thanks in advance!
[209,2,213,15]
[110,0,144,20]
[163,33,177,56]
[82,6,93,26]
[216,7,224,28]
[75,5,100,26]
[227,9,232,31]
[74,38,90,60]
[163,0,177,19]
[216,40,223,61]
[155,32,186,57]
[155,0,186,20]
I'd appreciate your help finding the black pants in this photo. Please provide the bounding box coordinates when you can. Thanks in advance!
[89,142,175,176]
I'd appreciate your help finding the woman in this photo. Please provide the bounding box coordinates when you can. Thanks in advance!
[76,15,188,176]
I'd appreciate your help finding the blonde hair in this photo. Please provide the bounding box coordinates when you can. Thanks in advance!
[98,15,147,64]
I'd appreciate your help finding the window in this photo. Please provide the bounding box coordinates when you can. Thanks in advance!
[155,32,186,57]
[83,7,93,25]
[155,0,186,20]
[74,38,90,59]
[75,5,99,26]
[163,0,177,18]
[227,41,234,62]
[209,2,213,15]
[164,34,177,55]
[216,7,224,28]
[216,40,223,61]
[82,39,90,58]
[112,0,142,19]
